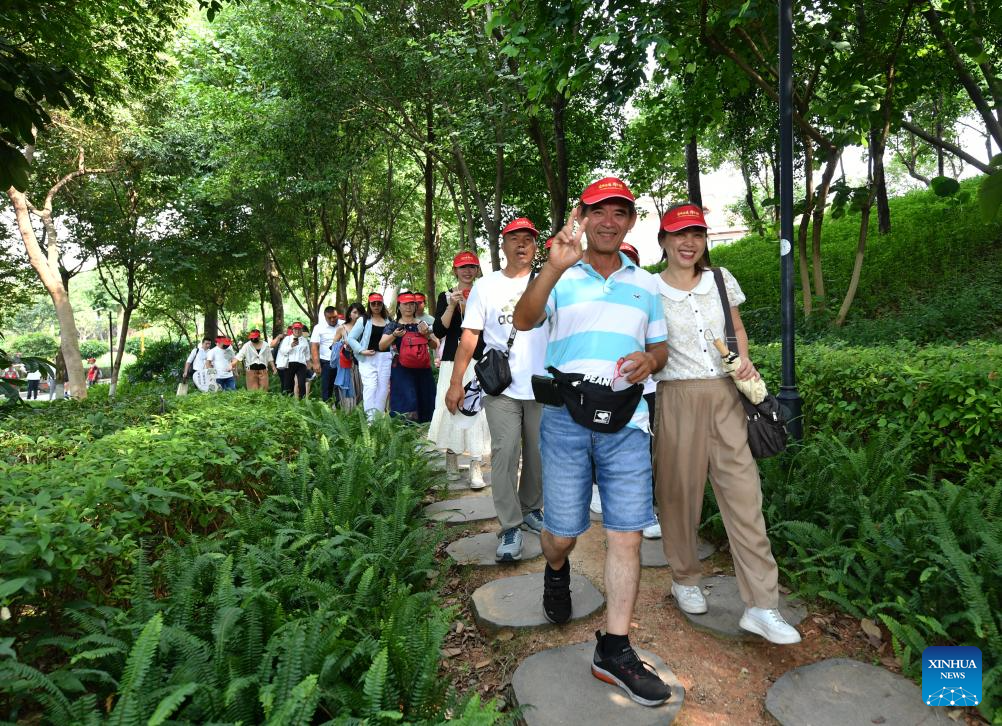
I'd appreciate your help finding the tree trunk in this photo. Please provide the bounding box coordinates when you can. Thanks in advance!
[108,305,133,398]
[423,105,436,300]
[796,139,815,316]
[203,302,219,341]
[835,197,873,326]
[528,115,561,233]
[264,253,284,336]
[739,155,761,223]
[685,136,702,206]
[6,187,87,398]
[811,149,841,311]
[552,95,570,229]
[871,131,891,233]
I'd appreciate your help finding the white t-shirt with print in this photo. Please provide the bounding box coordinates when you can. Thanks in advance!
[463,269,547,400]
[653,267,747,382]
[205,346,234,380]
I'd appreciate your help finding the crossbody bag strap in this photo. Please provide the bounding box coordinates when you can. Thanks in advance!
[711,268,739,356]
[503,267,537,357]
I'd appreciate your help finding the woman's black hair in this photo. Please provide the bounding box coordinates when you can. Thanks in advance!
[365,296,385,320]
[658,201,711,274]
[346,302,365,322]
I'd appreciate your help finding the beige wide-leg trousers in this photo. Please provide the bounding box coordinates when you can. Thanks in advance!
[654,378,780,609]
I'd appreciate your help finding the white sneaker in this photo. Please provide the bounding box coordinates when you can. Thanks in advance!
[589,485,602,515]
[670,581,708,614]
[739,607,802,644]
[445,451,461,481]
[642,522,662,539]
[469,459,487,489]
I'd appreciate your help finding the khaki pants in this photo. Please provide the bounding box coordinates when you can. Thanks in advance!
[654,378,779,609]
[482,394,543,532]
[245,368,270,390]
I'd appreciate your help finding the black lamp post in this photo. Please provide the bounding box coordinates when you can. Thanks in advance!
[778,0,804,439]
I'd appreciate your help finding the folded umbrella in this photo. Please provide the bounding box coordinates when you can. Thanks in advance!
[712,338,768,405]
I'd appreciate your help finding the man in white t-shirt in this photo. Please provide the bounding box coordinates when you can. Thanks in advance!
[204,337,237,391]
[310,306,341,404]
[183,338,213,382]
[445,217,548,562]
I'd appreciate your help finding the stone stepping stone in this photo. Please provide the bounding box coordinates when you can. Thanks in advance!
[446,531,542,566]
[640,537,715,567]
[472,573,604,632]
[512,641,685,725]
[766,658,951,725]
[423,494,496,524]
[675,575,806,640]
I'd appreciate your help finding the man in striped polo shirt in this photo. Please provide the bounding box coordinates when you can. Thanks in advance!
[513,177,670,707]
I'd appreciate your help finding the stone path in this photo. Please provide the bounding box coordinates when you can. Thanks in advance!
[512,641,685,725]
[640,536,715,567]
[423,494,497,524]
[446,531,543,566]
[674,575,806,640]
[766,658,952,725]
[471,573,604,632]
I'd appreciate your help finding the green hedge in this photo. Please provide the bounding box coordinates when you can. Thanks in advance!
[0,394,507,724]
[753,340,1002,476]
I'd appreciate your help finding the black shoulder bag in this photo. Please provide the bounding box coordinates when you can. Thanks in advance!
[712,268,789,459]
[474,269,536,396]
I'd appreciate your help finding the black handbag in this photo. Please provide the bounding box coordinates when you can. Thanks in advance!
[474,325,515,396]
[546,367,643,433]
[712,269,789,459]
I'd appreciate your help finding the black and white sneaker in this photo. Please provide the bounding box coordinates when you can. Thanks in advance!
[542,559,572,624]
[591,631,670,707]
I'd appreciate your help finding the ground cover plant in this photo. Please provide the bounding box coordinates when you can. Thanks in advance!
[710,179,1002,345]
[0,393,508,724]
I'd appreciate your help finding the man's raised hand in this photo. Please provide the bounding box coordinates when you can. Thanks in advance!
[547,206,588,273]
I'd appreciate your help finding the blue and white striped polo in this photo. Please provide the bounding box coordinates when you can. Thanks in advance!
[543,252,667,432]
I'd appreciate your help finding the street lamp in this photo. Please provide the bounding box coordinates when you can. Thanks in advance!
[778,0,804,439]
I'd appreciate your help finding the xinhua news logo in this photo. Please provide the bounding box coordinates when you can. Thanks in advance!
[922,646,981,707]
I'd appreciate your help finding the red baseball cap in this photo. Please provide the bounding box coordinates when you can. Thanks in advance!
[414,292,426,303]
[544,237,554,249]
[580,177,635,205]
[87,357,96,363]
[660,204,708,232]
[453,251,480,267]
[620,242,640,265]
[221,337,232,345]
[501,217,539,238]
[368,293,384,303]
[285,326,293,335]
[248,329,261,340]
[291,322,304,330]
[398,293,417,304]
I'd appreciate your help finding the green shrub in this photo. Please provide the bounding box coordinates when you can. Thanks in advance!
[78,339,108,360]
[123,338,190,383]
[0,402,508,724]
[5,332,59,359]
[753,340,1002,475]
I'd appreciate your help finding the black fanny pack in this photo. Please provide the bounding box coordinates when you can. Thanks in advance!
[546,367,643,433]
[249,363,267,370]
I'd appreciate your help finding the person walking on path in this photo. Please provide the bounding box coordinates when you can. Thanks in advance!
[414,292,435,328]
[652,202,800,645]
[430,251,490,487]
[378,292,438,422]
[512,178,670,707]
[25,368,41,399]
[204,338,237,391]
[273,326,292,393]
[183,338,213,383]
[86,358,102,387]
[310,306,342,404]
[446,219,548,562]
[278,322,310,398]
[347,293,392,421]
[332,303,364,410]
[231,329,277,390]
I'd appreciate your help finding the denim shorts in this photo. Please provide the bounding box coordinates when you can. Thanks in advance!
[540,404,657,537]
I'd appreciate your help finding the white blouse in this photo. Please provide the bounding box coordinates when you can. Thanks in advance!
[278,334,311,365]
[653,267,747,382]
[234,341,273,367]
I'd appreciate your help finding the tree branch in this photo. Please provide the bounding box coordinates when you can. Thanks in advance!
[901,120,994,173]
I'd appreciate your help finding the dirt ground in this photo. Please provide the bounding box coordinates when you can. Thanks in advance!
[431,500,984,726]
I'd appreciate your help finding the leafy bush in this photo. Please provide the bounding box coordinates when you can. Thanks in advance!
[5,332,59,359]
[78,339,108,360]
[753,340,1002,476]
[751,434,1002,723]
[0,398,507,724]
[122,338,190,383]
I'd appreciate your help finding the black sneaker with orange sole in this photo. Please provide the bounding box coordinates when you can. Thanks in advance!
[591,631,670,707]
